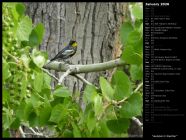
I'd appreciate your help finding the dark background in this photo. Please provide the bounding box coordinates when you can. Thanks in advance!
[143,0,185,139]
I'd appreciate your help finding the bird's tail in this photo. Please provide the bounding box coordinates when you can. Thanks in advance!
[45,59,53,65]
[50,57,55,61]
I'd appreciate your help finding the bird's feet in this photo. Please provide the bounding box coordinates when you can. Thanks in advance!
[63,60,72,64]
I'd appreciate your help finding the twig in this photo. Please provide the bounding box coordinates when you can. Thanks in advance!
[134,82,143,93]
[3,48,19,63]
[20,125,48,138]
[42,68,59,82]
[98,102,112,120]
[31,88,45,100]
[8,61,20,66]
[27,127,48,138]
[72,74,96,87]
[111,97,128,106]
[58,69,72,85]
[28,127,37,134]
[19,126,26,138]
[132,117,143,132]
[28,127,47,137]
[117,97,128,104]
[24,133,48,137]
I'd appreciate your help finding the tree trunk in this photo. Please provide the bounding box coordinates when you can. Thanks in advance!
[25,2,127,91]
[25,2,142,137]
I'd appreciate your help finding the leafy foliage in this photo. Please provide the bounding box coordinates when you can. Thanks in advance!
[112,70,132,100]
[3,2,143,138]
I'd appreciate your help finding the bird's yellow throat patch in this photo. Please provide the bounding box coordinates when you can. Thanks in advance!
[72,42,77,47]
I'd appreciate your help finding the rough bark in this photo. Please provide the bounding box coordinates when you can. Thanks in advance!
[25,2,126,91]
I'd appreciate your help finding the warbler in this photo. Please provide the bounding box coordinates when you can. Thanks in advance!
[50,40,77,62]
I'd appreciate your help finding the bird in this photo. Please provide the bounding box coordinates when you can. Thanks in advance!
[50,40,77,62]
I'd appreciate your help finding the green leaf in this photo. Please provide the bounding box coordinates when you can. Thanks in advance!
[119,93,143,118]
[29,23,45,46]
[99,121,110,137]
[57,120,67,131]
[31,49,47,68]
[24,101,34,121]
[39,88,51,99]
[121,28,143,66]
[39,105,52,126]
[3,60,11,82]
[28,94,42,109]
[3,88,10,104]
[94,94,103,117]
[16,101,26,120]
[34,72,44,92]
[83,103,93,119]
[112,70,131,100]
[50,98,65,107]
[121,45,142,65]
[16,3,25,18]
[72,122,81,137]
[91,127,100,137]
[16,16,32,41]
[43,73,51,89]
[130,64,143,81]
[16,101,33,121]
[131,4,143,20]
[63,129,73,137]
[120,21,134,45]
[10,118,20,129]
[53,85,71,97]
[133,38,143,54]
[28,112,39,127]
[9,3,19,21]
[20,54,30,68]
[100,77,114,101]
[84,85,97,103]
[127,31,141,45]
[86,111,96,133]
[3,113,14,130]
[49,104,67,124]
[106,118,130,134]
[139,23,143,35]
[3,130,10,138]
[134,19,143,29]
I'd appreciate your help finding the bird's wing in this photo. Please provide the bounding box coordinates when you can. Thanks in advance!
[50,49,65,61]
[50,47,75,61]
[61,49,74,55]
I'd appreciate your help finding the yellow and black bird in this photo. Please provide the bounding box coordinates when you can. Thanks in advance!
[50,40,77,62]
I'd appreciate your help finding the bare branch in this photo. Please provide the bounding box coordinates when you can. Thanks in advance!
[72,74,97,88]
[19,126,26,138]
[117,97,128,104]
[42,68,59,82]
[134,82,143,93]
[27,127,48,138]
[28,127,38,134]
[58,69,72,85]
[43,58,125,74]
[24,133,48,137]
[132,117,143,132]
